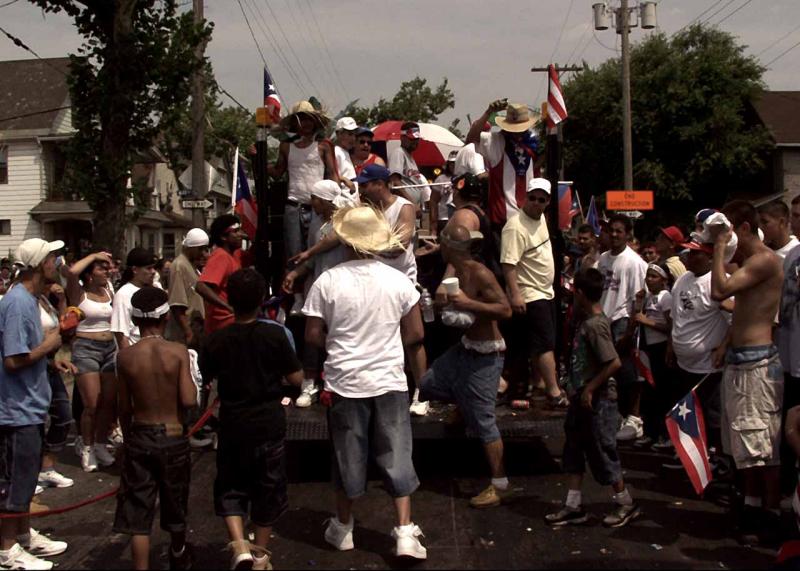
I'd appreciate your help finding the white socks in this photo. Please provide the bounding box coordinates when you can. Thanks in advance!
[566,489,582,509]
[744,495,762,508]
[412,389,421,402]
[613,487,633,506]
[491,477,509,491]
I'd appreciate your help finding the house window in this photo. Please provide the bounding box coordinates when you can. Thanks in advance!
[0,146,7,184]
[0,220,10,235]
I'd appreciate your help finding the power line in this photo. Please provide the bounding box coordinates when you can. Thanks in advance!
[214,84,250,113]
[236,0,267,66]
[756,22,800,57]
[564,19,592,69]
[302,0,352,104]
[764,37,800,68]
[0,106,71,124]
[0,25,68,76]
[257,0,323,100]
[593,28,618,53]
[675,0,724,34]
[536,0,576,105]
[713,0,754,26]
[700,0,737,24]
[0,0,20,8]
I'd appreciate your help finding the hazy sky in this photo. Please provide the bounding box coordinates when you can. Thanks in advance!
[1,0,798,128]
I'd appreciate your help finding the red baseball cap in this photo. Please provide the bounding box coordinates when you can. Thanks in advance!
[660,226,686,244]
[681,239,713,255]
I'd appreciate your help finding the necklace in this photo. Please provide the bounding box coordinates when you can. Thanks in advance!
[140,334,163,341]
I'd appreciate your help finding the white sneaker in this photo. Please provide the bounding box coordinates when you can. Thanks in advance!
[290,294,304,317]
[189,434,214,448]
[38,469,74,489]
[0,543,53,570]
[616,415,644,441]
[409,399,429,417]
[19,529,67,557]
[109,426,124,448]
[227,541,253,570]
[34,485,44,496]
[93,443,115,467]
[73,435,83,457]
[392,523,427,560]
[80,445,97,473]
[295,380,319,408]
[324,517,354,551]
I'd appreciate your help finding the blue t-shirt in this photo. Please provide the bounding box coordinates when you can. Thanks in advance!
[0,285,52,426]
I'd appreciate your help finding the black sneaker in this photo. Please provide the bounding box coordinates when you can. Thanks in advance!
[545,505,589,526]
[602,503,641,528]
[736,505,762,546]
[169,543,194,570]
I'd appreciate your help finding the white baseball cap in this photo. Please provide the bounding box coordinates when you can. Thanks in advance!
[14,238,64,269]
[335,117,358,131]
[527,177,552,195]
[182,228,209,248]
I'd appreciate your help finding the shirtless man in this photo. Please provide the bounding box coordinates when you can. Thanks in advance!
[420,224,513,508]
[114,287,198,570]
[710,200,785,545]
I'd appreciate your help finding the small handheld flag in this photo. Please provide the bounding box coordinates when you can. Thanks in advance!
[231,150,258,240]
[264,67,282,123]
[587,196,601,237]
[665,387,713,495]
[557,182,580,231]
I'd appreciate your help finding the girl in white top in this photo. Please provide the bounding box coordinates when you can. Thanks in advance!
[65,252,118,472]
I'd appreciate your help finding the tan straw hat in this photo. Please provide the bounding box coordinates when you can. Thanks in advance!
[332,206,404,255]
[280,100,330,131]
[495,102,539,133]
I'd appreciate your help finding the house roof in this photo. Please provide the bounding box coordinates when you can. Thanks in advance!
[0,57,71,133]
[752,91,800,146]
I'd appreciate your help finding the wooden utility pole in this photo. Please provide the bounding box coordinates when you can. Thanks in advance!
[620,0,634,190]
[190,0,206,228]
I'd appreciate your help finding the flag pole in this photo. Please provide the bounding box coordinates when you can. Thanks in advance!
[231,147,239,211]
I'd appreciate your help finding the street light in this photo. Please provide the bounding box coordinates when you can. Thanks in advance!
[593,1,658,190]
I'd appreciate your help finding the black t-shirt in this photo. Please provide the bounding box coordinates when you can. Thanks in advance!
[200,321,301,440]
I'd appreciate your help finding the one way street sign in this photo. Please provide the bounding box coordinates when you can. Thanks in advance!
[181,199,213,209]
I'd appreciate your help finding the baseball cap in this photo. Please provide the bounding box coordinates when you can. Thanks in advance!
[526,177,552,195]
[182,228,209,248]
[680,239,713,255]
[126,247,157,268]
[659,226,686,244]
[402,126,421,140]
[14,238,65,269]
[354,126,373,138]
[446,150,458,163]
[354,164,391,185]
[335,117,358,131]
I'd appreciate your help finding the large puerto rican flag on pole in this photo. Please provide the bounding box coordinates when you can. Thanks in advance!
[231,150,258,240]
[264,66,281,123]
[557,182,581,230]
[665,387,713,495]
[547,64,568,129]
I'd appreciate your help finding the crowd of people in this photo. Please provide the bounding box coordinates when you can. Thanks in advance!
[1,98,800,570]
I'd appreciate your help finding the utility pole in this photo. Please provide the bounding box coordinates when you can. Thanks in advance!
[190,0,206,228]
[620,0,633,190]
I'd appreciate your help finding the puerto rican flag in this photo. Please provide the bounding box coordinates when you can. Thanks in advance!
[558,182,581,230]
[231,149,258,240]
[634,329,655,387]
[547,64,568,130]
[665,388,713,496]
[264,67,281,123]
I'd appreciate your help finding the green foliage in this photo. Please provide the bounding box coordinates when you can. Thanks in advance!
[562,24,772,213]
[341,76,456,127]
[28,0,211,255]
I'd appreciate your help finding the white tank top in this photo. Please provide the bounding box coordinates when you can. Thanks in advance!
[380,197,417,284]
[39,298,59,332]
[287,141,324,204]
[77,289,113,333]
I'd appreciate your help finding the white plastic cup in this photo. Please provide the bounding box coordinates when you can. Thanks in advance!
[442,277,460,295]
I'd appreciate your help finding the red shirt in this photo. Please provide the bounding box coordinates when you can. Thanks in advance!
[199,247,242,333]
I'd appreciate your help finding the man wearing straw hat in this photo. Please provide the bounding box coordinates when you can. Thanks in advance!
[303,206,428,560]
[466,100,542,229]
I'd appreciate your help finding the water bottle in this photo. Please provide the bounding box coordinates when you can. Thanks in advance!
[421,288,435,323]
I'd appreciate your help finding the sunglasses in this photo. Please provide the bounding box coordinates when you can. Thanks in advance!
[357,139,372,145]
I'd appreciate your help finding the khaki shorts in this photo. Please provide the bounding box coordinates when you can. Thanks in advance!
[721,349,784,470]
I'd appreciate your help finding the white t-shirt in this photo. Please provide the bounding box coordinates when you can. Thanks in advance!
[776,236,800,260]
[388,146,431,206]
[643,290,672,346]
[454,143,486,177]
[334,145,356,181]
[110,282,141,345]
[302,259,420,398]
[778,244,800,376]
[671,271,731,374]
[380,196,417,284]
[433,174,454,220]
[597,246,648,322]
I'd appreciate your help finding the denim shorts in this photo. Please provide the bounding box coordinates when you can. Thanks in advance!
[113,425,191,535]
[72,337,117,375]
[0,424,44,512]
[214,437,288,528]
[562,391,623,486]
[44,368,72,454]
[420,343,504,444]
[328,391,419,499]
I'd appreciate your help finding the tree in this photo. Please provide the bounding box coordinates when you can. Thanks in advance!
[562,24,772,219]
[341,76,461,135]
[30,0,211,256]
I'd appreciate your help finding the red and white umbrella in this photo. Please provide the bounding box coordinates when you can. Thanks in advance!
[371,121,463,167]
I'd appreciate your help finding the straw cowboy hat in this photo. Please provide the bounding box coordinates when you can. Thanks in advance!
[494,102,540,133]
[280,100,330,131]
[332,206,404,255]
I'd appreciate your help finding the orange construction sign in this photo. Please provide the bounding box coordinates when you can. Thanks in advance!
[606,190,654,211]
